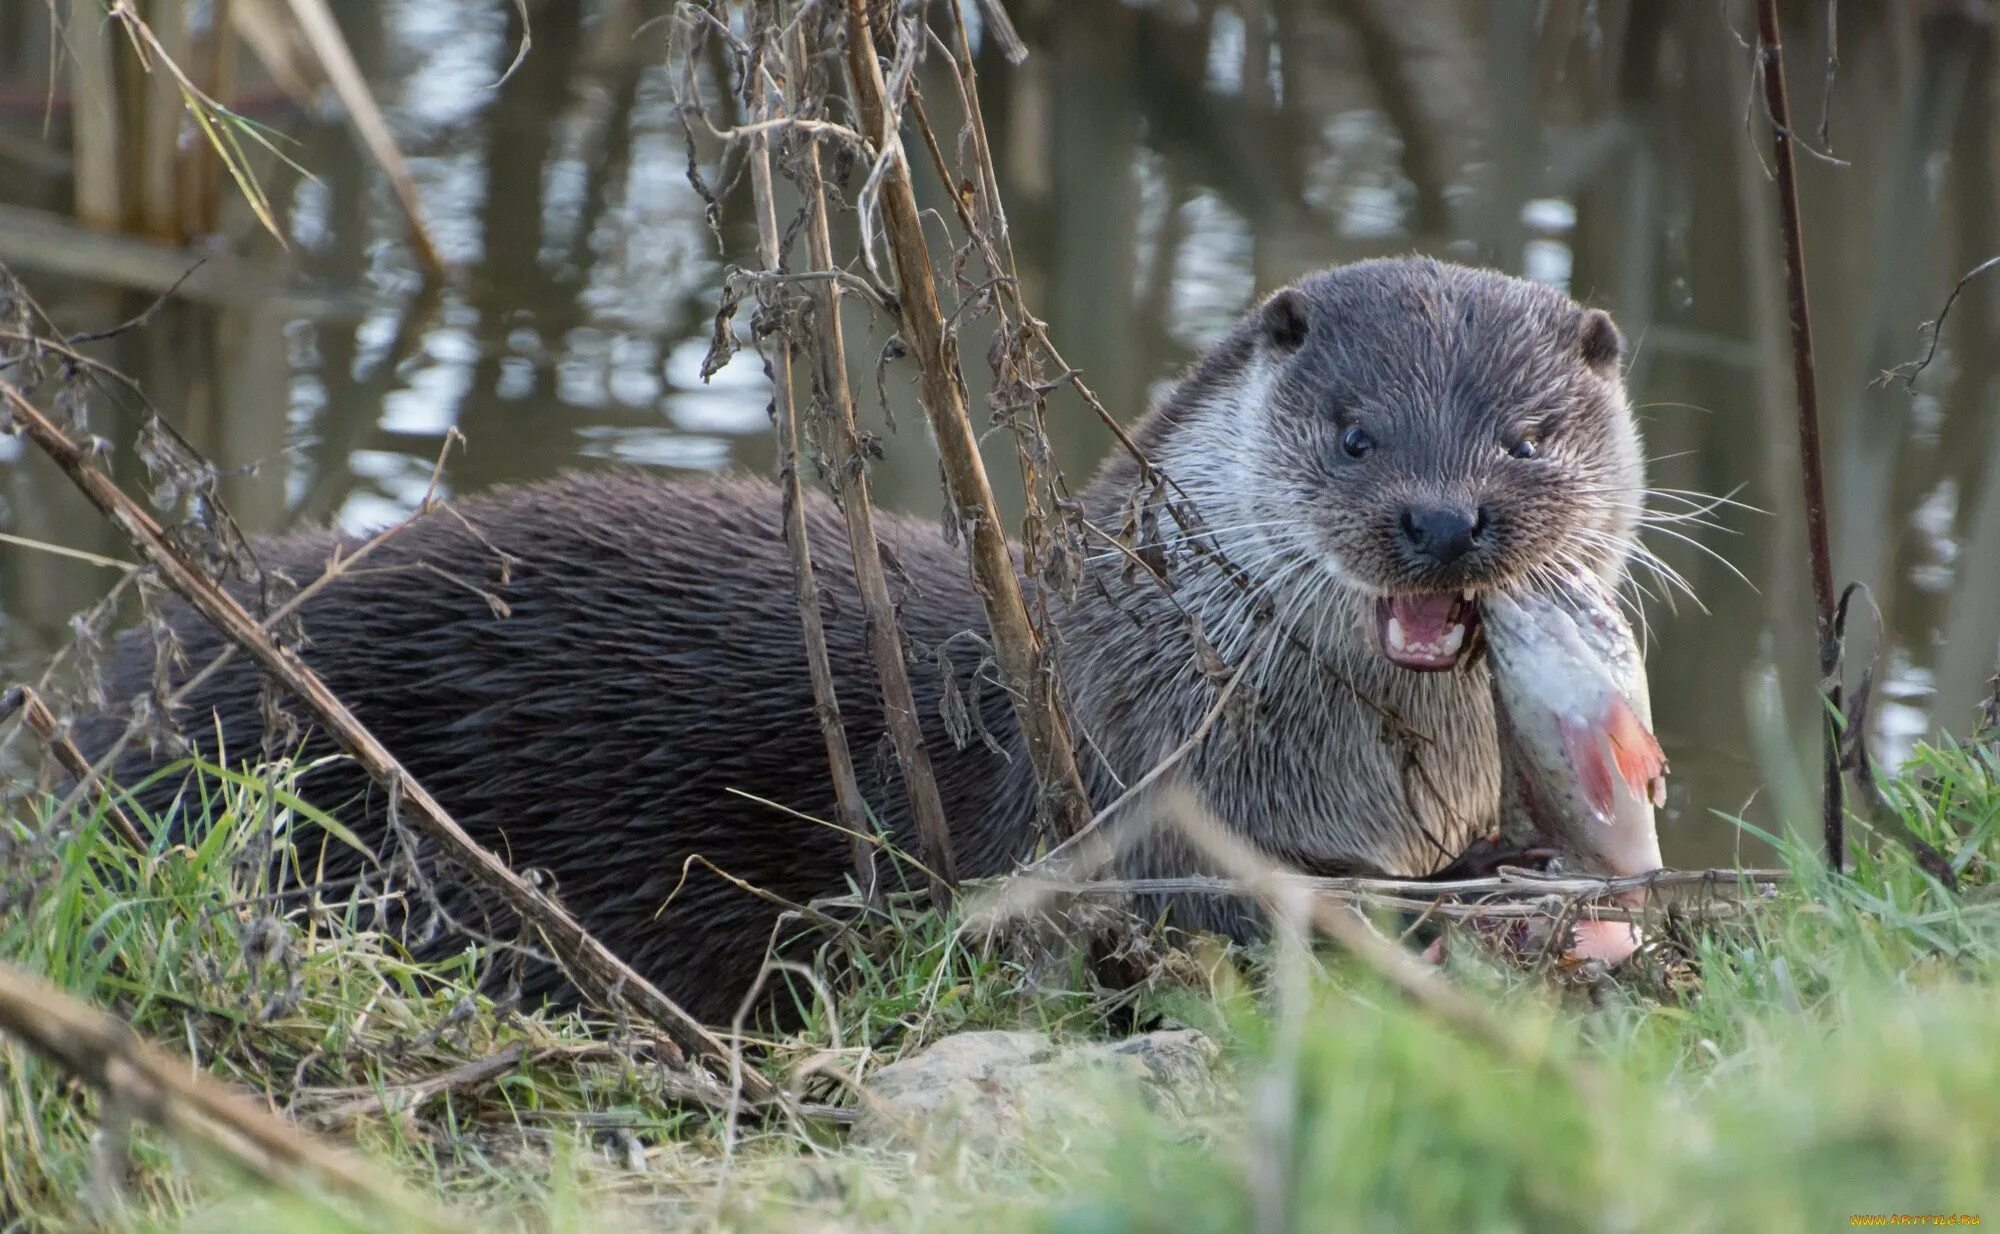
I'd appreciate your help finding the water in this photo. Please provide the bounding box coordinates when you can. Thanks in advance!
[2,0,1996,869]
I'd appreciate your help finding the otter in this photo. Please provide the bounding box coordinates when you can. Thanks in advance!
[74,257,1644,1023]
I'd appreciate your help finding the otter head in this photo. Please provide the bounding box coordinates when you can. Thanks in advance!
[1149,258,1644,671]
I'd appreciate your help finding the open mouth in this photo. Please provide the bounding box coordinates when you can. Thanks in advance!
[1375,591,1480,671]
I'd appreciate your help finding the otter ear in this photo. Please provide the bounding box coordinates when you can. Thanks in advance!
[1579,308,1622,375]
[1260,288,1310,353]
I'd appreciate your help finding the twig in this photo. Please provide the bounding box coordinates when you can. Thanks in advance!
[1816,0,1838,152]
[743,29,885,904]
[1885,254,2000,389]
[302,1038,858,1125]
[988,866,1786,914]
[0,530,132,570]
[0,684,148,850]
[842,0,1095,840]
[0,259,208,373]
[971,0,1030,64]
[1755,0,1845,872]
[303,1040,528,1123]
[789,20,955,903]
[0,959,458,1231]
[693,113,870,150]
[0,374,776,1105]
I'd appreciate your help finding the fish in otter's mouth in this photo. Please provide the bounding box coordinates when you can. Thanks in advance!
[1374,591,1482,670]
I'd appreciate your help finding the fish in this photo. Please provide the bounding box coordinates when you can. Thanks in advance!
[1480,569,1666,964]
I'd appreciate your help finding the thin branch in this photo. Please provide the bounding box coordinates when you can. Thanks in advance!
[971,0,1029,64]
[842,0,1095,840]
[1755,0,1845,872]
[788,19,956,903]
[993,866,1786,919]
[1884,254,2000,389]
[278,0,445,275]
[1,684,147,849]
[744,28,886,904]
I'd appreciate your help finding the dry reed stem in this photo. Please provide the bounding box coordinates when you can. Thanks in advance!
[0,374,775,1105]
[279,0,445,275]
[64,0,124,230]
[0,684,147,850]
[0,959,458,1231]
[841,0,1094,841]
[790,32,955,903]
[1755,0,1845,871]
[744,39,884,903]
[228,0,325,106]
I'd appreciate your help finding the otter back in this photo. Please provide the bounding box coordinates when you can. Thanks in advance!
[77,473,1034,1024]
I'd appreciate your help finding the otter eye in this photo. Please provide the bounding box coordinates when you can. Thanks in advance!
[1508,438,1538,460]
[1341,426,1374,459]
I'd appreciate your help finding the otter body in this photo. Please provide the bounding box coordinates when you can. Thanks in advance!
[80,259,1644,1023]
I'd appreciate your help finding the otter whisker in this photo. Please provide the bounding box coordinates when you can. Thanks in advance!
[1197,548,1321,661]
[1638,512,1736,535]
[1079,519,1305,564]
[1631,399,1722,416]
[1566,526,1702,616]
[1632,522,1757,592]
[1570,480,1761,520]
[1618,548,1700,619]
[1644,484,1764,516]
[1581,486,1762,537]
[1556,547,1662,647]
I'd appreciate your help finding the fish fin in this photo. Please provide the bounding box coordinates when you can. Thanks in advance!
[1604,693,1667,798]
[1560,718,1617,820]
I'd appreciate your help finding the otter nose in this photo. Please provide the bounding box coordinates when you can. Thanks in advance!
[1399,505,1487,565]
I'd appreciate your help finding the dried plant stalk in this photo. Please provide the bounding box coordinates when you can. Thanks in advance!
[1755,0,1845,871]
[0,684,148,850]
[744,58,887,902]
[0,375,773,1104]
[785,23,958,903]
[841,0,1094,840]
[0,959,456,1231]
[990,866,1786,921]
[66,0,124,230]
[279,0,445,274]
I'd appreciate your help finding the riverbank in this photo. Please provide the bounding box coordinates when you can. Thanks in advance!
[3,735,1997,1231]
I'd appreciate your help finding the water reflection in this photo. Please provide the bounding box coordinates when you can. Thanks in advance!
[1,0,1996,869]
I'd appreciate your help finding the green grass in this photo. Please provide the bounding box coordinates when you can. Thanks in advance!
[4,737,2000,1231]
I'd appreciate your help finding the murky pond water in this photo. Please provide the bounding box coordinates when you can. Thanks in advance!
[2,1,1996,868]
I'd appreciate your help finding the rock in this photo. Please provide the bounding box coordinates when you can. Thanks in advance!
[851,1028,1222,1150]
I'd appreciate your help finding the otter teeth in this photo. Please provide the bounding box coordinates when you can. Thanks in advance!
[1386,617,1467,658]
[1440,623,1465,655]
